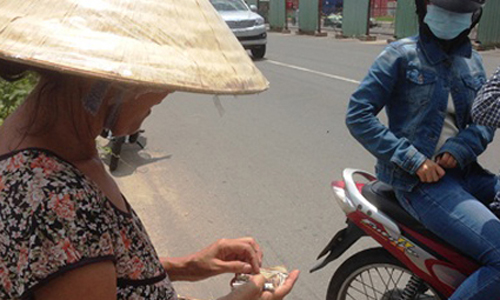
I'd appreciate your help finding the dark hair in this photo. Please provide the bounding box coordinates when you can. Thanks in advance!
[415,0,437,25]
[0,59,95,145]
[0,59,30,82]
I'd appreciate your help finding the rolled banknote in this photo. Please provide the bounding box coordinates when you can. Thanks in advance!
[230,266,289,292]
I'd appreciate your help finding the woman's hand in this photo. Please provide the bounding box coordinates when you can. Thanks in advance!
[163,237,263,281]
[219,270,300,300]
[435,152,457,169]
[416,159,445,183]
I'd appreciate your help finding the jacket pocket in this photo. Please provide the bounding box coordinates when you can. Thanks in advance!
[405,68,437,106]
[462,73,486,93]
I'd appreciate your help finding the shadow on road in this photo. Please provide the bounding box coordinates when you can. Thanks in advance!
[100,136,173,177]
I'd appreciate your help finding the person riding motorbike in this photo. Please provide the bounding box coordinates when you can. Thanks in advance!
[346,0,500,298]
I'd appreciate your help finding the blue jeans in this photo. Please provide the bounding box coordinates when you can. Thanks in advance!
[395,163,500,300]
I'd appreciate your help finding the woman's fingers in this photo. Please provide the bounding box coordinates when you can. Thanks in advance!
[426,166,443,182]
[273,270,299,298]
[434,164,445,181]
[243,237,263,271]
[436,153,457,168]
[216,238,262,274]
[417,159,445,183]
[217,260,253,275]
[426,167,444,182]
[223,275,265,300]
[260,270,300,300]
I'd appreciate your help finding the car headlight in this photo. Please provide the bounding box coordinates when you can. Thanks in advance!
[255,18,264,26]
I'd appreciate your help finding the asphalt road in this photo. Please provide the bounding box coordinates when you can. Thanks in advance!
[109,33,500,300]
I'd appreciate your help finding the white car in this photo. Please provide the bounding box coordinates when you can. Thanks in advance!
[210,0,267,59]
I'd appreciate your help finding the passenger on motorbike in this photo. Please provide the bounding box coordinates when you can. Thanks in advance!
[346,0,500,298]
[472,66,500,216]
[472,66,500,127]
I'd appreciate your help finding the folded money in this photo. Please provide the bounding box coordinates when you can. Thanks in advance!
[230,266,289,292]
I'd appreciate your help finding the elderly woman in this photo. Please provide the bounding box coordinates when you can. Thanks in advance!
[0,0,298,299]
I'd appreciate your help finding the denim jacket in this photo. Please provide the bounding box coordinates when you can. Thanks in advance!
[346,34,494,192]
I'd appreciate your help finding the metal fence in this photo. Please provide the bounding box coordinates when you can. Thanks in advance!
[477,0,500,48]
[370,0,397,18]
[264,0,499,46]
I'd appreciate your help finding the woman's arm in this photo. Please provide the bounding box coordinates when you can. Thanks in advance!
[436,123,495,168]
[34,261,117,300]
[346,44,426,175]
[435,67,500,168]
[161,237,262,282]
[162,238,299,299]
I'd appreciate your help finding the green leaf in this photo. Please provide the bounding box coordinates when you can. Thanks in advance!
[0,72,38,123]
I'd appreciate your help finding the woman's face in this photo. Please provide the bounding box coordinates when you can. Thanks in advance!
[107,88,170,137]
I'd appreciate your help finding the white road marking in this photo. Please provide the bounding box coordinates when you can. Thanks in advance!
[266,60,361,85]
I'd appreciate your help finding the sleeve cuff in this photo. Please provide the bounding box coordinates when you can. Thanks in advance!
[392,148,427,175]
[437,140,474,169]
[21,255,116,300]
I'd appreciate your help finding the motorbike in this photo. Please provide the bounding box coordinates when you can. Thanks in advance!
[310,168,481,300]
[101,129,144,171]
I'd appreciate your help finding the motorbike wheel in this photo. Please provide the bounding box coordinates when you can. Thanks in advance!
[128,131,140,143]
[109,136,126,172]
[327,248,444,300]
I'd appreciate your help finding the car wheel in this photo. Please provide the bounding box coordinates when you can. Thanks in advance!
[251,45,266,59]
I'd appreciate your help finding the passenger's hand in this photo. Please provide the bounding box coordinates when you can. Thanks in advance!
[435,152,457,169]
[416,159,445,183]
[163,237,263,281]
[219,270,300,300]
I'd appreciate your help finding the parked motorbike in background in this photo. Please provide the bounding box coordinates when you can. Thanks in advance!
[311,169,481,300]
[100,129,144,171]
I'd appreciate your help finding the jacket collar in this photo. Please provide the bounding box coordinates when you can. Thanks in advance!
[418,29,472,65]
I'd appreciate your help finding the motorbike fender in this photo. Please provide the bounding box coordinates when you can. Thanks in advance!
[310,220,366,273]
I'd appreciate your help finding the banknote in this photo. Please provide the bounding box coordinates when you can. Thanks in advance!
[230,266,289,292]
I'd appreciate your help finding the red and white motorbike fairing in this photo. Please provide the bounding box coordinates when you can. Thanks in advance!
[311,169,480,300]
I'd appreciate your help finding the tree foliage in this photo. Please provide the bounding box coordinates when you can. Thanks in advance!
[0,72,38,125]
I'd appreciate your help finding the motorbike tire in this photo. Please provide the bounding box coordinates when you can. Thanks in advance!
[109,137,126,172]
[327,248,444,300]
[128,131,140,143]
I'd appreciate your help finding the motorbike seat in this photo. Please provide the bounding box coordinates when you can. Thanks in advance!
[361,180,478,263]
[361,181,426,231]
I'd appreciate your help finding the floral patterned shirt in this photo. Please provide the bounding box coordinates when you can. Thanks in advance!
[0,148,178,300]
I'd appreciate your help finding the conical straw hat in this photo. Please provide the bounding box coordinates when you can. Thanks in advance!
[0,0,269,95]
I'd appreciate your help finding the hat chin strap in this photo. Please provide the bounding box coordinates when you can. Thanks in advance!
[104,90,125,132]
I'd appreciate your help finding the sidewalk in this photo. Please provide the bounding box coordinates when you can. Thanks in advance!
[269,21,395,39]
[269,21,492,48]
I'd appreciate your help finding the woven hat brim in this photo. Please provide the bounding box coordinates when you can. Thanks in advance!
[0,0,269,95]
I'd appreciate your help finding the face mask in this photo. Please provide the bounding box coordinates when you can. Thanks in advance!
[424,5,473,40]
